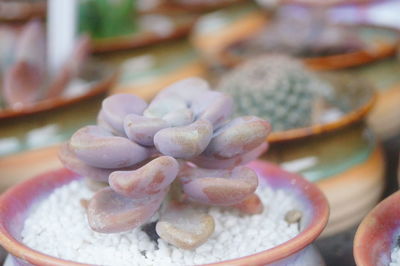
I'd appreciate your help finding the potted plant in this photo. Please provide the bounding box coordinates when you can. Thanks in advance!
[217,54,385,236]
[354,190,400,266]
[0,77,329,265]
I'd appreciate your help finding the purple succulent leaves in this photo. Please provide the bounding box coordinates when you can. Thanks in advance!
[88,187,166,233]
[60,77,271,245]
[154,119,213,159]
[109,156,179,199]
[69,125,150,169]
[180,165,259,206]
[156,203,215,249]
[101,94,148,135]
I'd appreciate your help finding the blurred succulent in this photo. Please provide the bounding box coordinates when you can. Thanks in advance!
[60,77,271,249]
[79,0,137,39]
[1,20,89,109]
[217,54,333,131]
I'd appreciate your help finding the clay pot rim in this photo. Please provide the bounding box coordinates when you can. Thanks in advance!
[267,87,377,143]
[218,23,399,71]
[0,160,329,266]
[354,190,400,266]
[0,60,118,120]
[0,1,46,22]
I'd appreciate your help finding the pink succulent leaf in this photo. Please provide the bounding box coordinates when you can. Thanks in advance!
[87,187,166,233]
[124,114,168,146]
[109,156,179,199]
[46,35,90,98]
[69,125,150,169]
[101,94,148,135]
[154,119,213,159]
[180,165,259,206]
[156,202,215,250]
[203,116,271,159]
[191,142,268,169]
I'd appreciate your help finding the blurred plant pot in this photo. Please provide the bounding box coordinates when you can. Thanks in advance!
[0,60,117,193]
[190,2,269,67]
[0,160,329,265]
[314,54,400,141]
[217,24,398,71]
[260,75,385,237]
[0,0,46,21]
[353,190,400,266]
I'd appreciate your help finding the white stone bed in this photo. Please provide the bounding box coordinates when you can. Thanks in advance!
[21,180,301,266]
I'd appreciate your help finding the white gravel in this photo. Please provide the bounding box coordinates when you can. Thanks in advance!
[391,246,400,265]
[21,180,301,266]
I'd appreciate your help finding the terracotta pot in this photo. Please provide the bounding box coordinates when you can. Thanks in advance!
[0,1,46,21]
[0,61,117,193]
[260,75,385,237]
[354,190,400,266]
[0,160,329,266]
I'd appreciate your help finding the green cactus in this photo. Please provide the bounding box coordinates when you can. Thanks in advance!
[217,54,332,132]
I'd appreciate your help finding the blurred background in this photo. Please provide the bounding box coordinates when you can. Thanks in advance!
[0,0,400,265]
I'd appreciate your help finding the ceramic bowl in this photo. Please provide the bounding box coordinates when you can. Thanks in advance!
[354,190,400,266]
[218,24,399,71]
[0,160,329,266]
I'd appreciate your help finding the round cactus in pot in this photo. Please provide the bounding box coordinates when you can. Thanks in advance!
[217,54,333,131]
[59,77,271,250]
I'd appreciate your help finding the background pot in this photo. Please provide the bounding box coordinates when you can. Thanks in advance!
[260,74,385,237]
[354,190,400,266]
[0,160,329,266]
[0,61,117,193]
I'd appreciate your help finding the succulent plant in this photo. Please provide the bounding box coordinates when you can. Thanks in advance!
[0,20,89,109]
[217,54,333,131]
[60,77,271,249]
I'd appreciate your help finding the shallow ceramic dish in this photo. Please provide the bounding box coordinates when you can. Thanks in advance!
[168,0,247,12]
[0,60,116,120]
[218,24,399,71]
[354,190,400,266]
[0,160,329,266]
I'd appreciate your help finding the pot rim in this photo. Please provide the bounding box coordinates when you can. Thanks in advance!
[267,89,376,143]
[354,190,400,266]
[0,160,329,266]
[219,23,399,71]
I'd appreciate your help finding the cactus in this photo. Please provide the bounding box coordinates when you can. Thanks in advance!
[217,54,332,131]
[60,77,271,249]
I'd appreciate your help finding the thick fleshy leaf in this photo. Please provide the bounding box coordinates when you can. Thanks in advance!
[87,187,166,233]
[204,116,271,159]
[143,97,187,120]
[46,35,90,98]
[59,142,112,182]
[162,108,194,127]
[124,114,168,146]
[191,91,234,128]
[109,156,179,199]
[191,142,268,169]
[3,61,43,107]
[101,94,148,135]
[180,165,258,206]
[154,119,213,159]
[70,125,150,168]
[156,203,215,249]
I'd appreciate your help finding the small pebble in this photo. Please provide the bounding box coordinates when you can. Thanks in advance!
[284,209,302,224]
